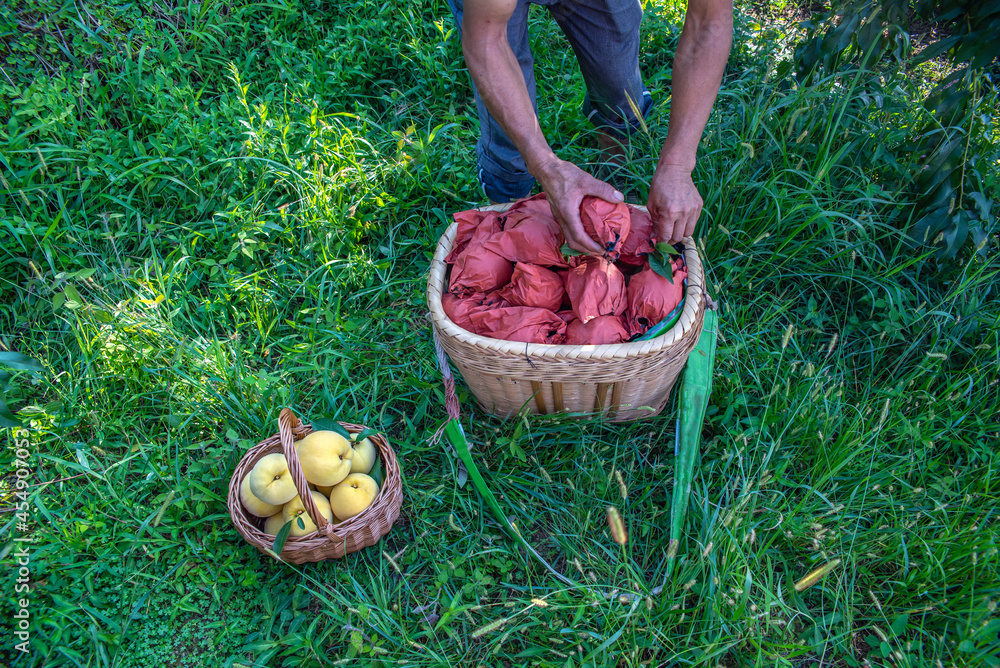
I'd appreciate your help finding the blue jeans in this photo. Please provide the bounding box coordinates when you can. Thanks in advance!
[447,0,653,202]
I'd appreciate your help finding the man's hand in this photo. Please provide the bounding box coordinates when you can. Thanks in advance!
[537,158,624,254]
[647,164,703,245]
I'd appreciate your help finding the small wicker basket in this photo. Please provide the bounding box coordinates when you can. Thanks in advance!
[427,203,706,422]
[228,408,403,563]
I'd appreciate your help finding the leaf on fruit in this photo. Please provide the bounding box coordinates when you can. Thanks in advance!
[355,427,380,440]
[313,419,353,440]
[369,458,384,487]
[272,519,294,554]
[560,243,584,257]
[648,249,675,283]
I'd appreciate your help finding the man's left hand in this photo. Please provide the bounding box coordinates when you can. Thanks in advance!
[647,165,703,245]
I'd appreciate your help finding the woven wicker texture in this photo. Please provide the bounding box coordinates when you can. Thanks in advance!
[227,408,403,563]
[427,203,705,421]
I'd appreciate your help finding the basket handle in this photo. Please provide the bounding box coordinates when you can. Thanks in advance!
[278,408,336,537]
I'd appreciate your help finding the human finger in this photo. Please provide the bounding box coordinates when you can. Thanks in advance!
[662,213,684,245]
[585,177,625,205]
[681,209,698,242]
[563,214,605,254]
[556,197,604,254]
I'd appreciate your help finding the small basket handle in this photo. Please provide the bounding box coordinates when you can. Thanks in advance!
[278,408,336,537]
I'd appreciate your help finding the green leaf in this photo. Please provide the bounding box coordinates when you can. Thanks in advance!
[913,34,959,65]
[890,613,909,636]
[63,284,83,309]
[72,267,97,279]
[271,519,294,555]
[0,397,21,429]
[510,441,527,463]
[355,427,380,440]
[369,458,384,487]
[559,243,584,257]
[648,249,674,283]
[443,419,577,588]
[313,419,352,440]
[968,191,993,219]
[0,352,44,373]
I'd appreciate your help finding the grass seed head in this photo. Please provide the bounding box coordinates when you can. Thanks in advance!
[614,469,628,500]
[606,506,628,545]
[825,333,839,358]
[794,558,842,592]
[471,617,508,638]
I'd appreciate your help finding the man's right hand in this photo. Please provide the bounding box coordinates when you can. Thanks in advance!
[536,158,624,255]
[461,0,624,252]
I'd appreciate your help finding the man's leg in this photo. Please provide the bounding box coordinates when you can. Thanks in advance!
[446,0,539,203]
[547,0,652,166]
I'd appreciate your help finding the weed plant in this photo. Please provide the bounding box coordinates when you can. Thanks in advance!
[1,0,998,666]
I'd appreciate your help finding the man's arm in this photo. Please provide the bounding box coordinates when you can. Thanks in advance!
[647,0,733,245]
[462,0,619,253]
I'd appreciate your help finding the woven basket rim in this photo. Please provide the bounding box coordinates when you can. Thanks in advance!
[427,202,705,358]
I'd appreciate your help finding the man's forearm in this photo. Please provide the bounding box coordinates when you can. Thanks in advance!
[658,11,733,171]
[462,36,559,179]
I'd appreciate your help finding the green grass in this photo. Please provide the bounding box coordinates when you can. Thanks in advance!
[1,0,999,666]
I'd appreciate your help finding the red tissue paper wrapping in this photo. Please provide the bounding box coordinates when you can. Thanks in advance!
[468,306,567,344]
[442,292,508,332]
[498,263,566,311]
[485,212,568,268]
[625,258,687,336]
[580,196,631,256]
[564,314,631,345]
[448,215,513,296]
[446,210,502,263]
[618,205,655,267]
[563,256,627,324]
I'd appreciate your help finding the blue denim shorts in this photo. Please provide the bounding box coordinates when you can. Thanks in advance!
[447,0,653,203]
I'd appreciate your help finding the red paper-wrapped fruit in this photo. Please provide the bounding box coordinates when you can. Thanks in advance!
[625,258,687,336]
[580,196,631,257]
[498,263,566,311]
[446,210,503,263]
[469,306,567,344]
[618,205,655,267]
[448,216,513,296]
[442,292,508,331]
[485,211,568,268]
[563,256,627,324]
[564,314,630,345]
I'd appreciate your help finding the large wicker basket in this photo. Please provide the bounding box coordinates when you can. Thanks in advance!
[427,203,706,422]
[228,408,403,564]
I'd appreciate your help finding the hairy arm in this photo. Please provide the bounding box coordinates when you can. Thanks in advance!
[647,0,733,244]
[462,0,620,253]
